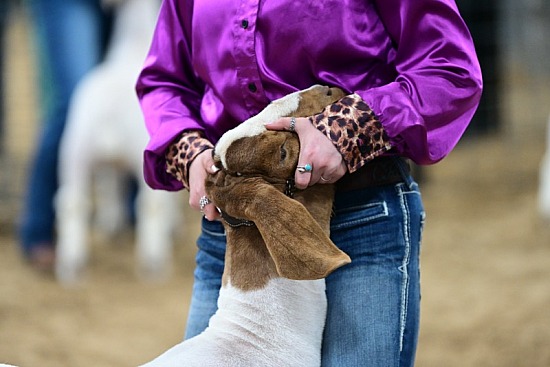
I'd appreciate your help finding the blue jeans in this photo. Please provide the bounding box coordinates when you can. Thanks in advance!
[18,0,109,256]
[185,165,425,367]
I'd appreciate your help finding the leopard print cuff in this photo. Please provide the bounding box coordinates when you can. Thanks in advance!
[165,130,214,190]
[310,93,392,173]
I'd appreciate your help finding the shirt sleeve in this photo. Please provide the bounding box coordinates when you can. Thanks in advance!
[360,0,483,165]
[136,0,206,190]
[310,94,392,173]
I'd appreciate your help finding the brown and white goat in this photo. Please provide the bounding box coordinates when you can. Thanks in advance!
[140,85,350,367]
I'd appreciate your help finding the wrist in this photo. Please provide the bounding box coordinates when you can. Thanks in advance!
[165,130,214,190]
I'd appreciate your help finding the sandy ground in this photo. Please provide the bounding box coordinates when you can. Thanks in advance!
[1,7,550,367]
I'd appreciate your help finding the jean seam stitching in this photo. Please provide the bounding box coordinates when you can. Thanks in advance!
[397,184,411,354]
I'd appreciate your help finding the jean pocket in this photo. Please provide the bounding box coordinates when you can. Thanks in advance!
[330,201,389,231]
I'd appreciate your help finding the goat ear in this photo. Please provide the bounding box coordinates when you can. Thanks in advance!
[249,184,351,280]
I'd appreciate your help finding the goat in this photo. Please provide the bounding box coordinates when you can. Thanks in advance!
[140,85,351,367]
[54,0,178,285]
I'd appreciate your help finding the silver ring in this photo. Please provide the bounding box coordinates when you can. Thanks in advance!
[320,176,330,182]
[199,195,210,211]
[297,163,313,173]
[289,117,296,132]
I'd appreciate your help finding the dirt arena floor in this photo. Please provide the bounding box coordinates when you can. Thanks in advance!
[1,7,550,367]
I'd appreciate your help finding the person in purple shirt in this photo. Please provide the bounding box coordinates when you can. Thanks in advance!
[136,1,482,365]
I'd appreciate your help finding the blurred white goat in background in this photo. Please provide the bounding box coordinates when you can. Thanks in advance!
[55,0,180,286]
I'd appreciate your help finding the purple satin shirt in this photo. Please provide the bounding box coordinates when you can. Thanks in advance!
[136,0,482,191]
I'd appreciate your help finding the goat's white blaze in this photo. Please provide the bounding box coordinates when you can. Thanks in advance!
[215,85,324,169]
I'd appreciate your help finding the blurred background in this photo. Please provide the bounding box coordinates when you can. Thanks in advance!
[0,0,549,366]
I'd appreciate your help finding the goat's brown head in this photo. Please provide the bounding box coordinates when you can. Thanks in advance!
[215,131,299,186]
[205,85,350,284]
[212,85,346,172]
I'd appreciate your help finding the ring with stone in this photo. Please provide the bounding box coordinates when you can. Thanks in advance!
[199,195,211,212]
[289,117,296,132]
[297,163,313,173]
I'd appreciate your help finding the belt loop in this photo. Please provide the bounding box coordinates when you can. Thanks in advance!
[394,157,414,190]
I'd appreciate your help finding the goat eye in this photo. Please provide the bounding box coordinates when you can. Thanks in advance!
[280,146,287,161]
[235,172,242,177]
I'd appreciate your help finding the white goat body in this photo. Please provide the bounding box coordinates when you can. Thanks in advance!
[143,280,326,366]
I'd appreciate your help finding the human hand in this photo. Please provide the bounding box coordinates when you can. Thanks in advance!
[188,148,221,220]
[266,117,347,189]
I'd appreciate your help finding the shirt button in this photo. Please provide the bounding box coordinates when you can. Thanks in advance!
[241,19,249,29]
[248,83,257,93]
